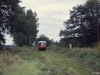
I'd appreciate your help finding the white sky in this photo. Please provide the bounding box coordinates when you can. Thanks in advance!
[5,0,87,45]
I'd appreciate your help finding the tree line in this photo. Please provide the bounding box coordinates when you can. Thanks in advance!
[0,0,55,48]
[0,0,39,47]
[60,0,100,47]
[0,0,100,48]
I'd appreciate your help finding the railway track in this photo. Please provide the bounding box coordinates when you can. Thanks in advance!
[41,51,91,75]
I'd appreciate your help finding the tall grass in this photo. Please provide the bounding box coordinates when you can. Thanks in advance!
[48,46,100,72]
[96,42,100,52]
[0,46,99,75]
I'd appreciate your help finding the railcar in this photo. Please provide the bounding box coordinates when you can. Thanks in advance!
[37,41,47,51]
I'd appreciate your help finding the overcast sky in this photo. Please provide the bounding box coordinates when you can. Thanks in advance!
[5,0,87,45]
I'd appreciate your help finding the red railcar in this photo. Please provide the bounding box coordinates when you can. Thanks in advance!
[37,41,47,51]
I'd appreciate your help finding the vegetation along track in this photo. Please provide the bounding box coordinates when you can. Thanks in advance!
[0,47,93,75]
[40,51,91,75]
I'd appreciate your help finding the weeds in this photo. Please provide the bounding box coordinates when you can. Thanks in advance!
[0,46,99,75]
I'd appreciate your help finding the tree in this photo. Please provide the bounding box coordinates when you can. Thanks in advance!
[25,10,39,46]
[0,0,21,45]
[13,9,39,47]
[60,0,100,47]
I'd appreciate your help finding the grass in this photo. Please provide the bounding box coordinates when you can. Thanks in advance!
[2,60,48,75]
[0,47,49,75]
[48,46,100,72]
[97,42,100,52]
[41,51,91,75]
[0,46,99,75]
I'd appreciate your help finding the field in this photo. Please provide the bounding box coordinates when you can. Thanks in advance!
[0,46,100,75]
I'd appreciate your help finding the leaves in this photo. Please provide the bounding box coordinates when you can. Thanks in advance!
[0,0,21,44]
[13,9,39,47]
[60,0,100,47]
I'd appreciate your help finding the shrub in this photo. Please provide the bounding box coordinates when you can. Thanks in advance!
[96,42,100,52]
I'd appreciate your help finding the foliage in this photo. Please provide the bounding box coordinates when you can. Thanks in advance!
[13,9,39,47]
[96,42,100,52]
[0,0,39,47]
[0,0,21,45]
[60,0,100,47]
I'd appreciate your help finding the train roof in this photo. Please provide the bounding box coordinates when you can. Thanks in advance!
[38,41,47,43]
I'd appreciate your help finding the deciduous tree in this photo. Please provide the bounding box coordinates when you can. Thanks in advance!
[60,0,100,47]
